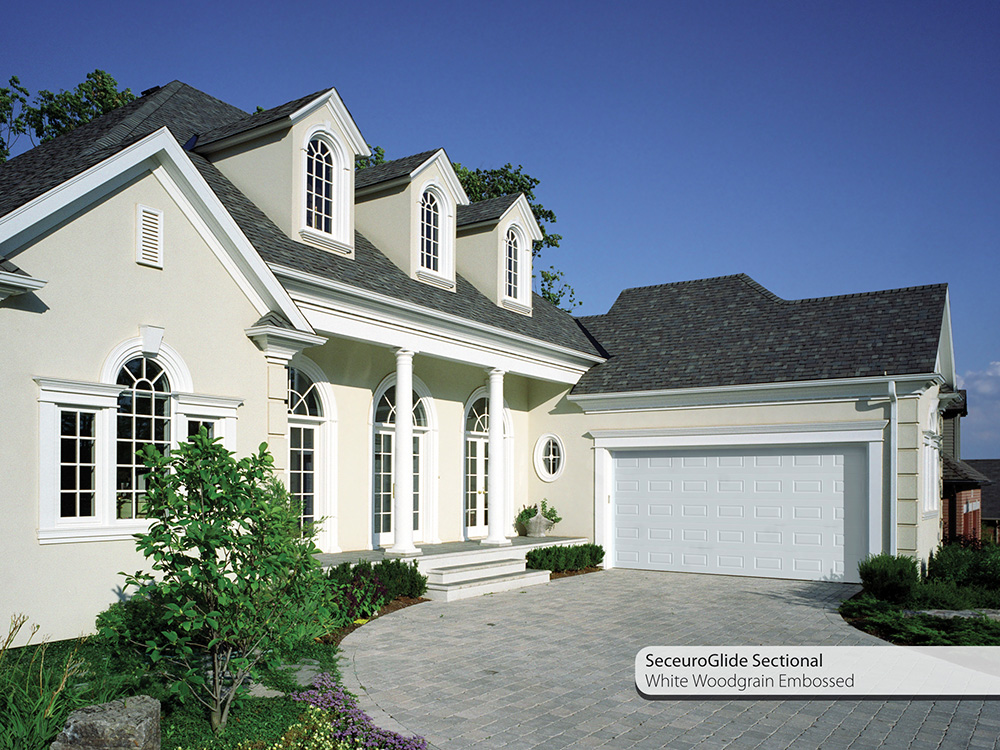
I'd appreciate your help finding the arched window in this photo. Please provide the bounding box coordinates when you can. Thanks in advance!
[505,228,520,299]
[288,367,323,530]
[116,357,171,519]
[305,139,334,235]
[420,191,440,272]
[373,385,428,542]
[533,434,565,482]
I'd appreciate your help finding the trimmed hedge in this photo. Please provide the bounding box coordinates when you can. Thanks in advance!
[526,543,604,572]
[326,558,427,624]
[857,553,918,604]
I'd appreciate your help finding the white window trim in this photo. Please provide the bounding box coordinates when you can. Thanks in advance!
[922,431,941,517]
[533,433,565,483]
[414,181,455,290]
[298,127,352,254]
[175,392,243,451]
[501,223,532,315]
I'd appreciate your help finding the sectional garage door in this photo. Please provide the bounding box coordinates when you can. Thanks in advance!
[613,445,867,582]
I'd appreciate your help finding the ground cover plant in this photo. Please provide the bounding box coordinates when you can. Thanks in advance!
[843,541,1000,646]
[526,543,604,573]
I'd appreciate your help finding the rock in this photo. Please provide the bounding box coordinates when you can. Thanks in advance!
[50,695,160,750]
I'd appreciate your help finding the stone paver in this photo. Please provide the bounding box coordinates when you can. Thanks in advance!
[338,570,1000,749]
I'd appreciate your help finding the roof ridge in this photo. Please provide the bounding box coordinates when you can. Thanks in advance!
[781,281,949,305]
[80,81,183,156]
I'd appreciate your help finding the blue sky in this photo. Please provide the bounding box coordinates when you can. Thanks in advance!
[5,0,998,456]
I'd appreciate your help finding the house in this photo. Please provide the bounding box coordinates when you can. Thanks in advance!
[965,460,999,543]
[0,81,961,642]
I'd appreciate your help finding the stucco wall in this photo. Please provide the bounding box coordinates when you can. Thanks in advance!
[0,172,271,643]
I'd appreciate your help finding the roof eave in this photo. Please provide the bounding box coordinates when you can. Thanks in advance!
[0,270,47,300]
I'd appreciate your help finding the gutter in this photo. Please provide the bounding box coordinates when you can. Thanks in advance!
[888,380,898,555]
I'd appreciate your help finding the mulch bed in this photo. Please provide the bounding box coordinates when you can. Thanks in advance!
[318,596,428,647]
[549,566,602,580]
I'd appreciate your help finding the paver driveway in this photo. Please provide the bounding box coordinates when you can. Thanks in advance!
[338,570,1000,749]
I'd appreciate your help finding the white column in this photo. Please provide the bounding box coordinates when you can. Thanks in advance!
[387,349,420,556]
[482,368,511,546]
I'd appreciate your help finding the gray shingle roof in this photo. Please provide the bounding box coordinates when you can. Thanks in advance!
[189,153,599,356]
[457,194,521,227]
[355,150,440,190]
[943,453,993,486]
[966,460,1000,519]
[574,274,948,394]
[194,88,330,149]
[0,81,246,221]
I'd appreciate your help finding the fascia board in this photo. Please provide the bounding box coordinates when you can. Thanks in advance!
[290,88,369,157]
[411,149,470,205]
[938,289,957,386]
[272,265,601,380]
[193,119,289,154]
[589,421,887,449]
[568,373,944,413]
[354,175,409,198]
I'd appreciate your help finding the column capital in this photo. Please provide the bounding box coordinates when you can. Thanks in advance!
[395,348,416,361]
[488,367,506,380]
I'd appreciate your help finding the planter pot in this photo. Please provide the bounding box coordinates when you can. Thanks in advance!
[526,514,555,538]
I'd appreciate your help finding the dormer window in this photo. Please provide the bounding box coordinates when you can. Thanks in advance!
[299,130,351,254]
[420,191,440,272]
[305,139,334,234]
[504,228,520,299]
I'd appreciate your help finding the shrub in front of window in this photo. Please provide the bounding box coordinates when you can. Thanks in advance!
[123,432,333,734]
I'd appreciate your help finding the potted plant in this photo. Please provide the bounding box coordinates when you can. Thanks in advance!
[516,500,562,537]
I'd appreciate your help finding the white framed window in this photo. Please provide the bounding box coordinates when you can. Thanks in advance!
[533,434,565,482]
[420,190,440,272]
[288,367,323,531]
[500,223,531,314]
[299,130,351,253]
[36,339,242,544]
[504,228,519,299]
[922,412,941,516]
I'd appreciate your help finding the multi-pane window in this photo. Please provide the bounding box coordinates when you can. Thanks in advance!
[306,139,334,234]
[186,420,215,439]
[373,386,426,535]
[116,357,171,520]
[534,434,565,482]
[464,398,491,530]
[287,368,323,531]
[505,229,519,299]
[420,191,440,272]
[60,410,96,518]
[542,437,562,476]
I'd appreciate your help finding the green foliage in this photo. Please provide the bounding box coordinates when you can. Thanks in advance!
[324,558,427,628]
[516,500,562,527]
[355,144,386,170]
[164,695,308,750]
[840,595,1000,646]
[371,559,428,600]
[0,615,126,750]
[124,431,333,734]
[907,580,1000,610]
[926,541,1000,590]
[1,70,133,164]
[230,706,345,750]
[526,544,605,573]
[857,553,919,604]
[0,76,30,163]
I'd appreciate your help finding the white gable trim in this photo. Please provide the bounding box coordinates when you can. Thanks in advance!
[0,269,47,300]
[291,88,370,158]
[937,289,957,386]
[0,128,313,333]
[411,149,470,206]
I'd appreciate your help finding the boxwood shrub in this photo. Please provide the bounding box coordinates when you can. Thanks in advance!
[526,543,604,572]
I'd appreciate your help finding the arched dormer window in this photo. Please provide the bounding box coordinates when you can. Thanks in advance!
[300,131,351,254]
[420,191,440,272]
[305,139,334,235]
[504,228,520,300]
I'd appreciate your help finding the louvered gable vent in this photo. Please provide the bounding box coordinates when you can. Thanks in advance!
[135,205,163,268]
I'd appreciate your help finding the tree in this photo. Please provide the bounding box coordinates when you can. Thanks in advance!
[124,432,332,733]
[355,143,385,170]
[0,70,134,163]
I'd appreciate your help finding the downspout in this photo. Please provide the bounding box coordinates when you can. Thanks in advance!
[888,380,898,555]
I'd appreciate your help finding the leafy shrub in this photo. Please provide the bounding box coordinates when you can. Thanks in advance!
[526,543,604,572]
[373,559,428,600]
[907,580,1000,610]
[857,553,919,604]
[327,561,387,626]
[516,500,561,527]
[926,541,1000,590]
[292,672,426,750]
[0,615,124,750]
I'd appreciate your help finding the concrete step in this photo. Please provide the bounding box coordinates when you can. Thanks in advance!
[424,569,551,602]
[412,537,589,572]
[427,558,526,585]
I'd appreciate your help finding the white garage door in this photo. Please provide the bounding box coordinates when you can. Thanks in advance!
[613,445,866,582]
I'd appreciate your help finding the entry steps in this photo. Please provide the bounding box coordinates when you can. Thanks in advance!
[424,557,550,602]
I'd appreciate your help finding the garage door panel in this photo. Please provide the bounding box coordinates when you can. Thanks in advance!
[613,446,866,582]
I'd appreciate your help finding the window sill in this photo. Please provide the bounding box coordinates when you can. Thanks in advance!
[38,521,153,545]
[501,297,532,316]
[415,269,455,291]
[299,228,353,256]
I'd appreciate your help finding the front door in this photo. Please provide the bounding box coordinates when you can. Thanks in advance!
[465,436,489,537]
